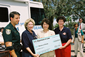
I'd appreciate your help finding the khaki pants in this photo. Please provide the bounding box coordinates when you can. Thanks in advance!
[40,51,55,57]
[74,38,84,57]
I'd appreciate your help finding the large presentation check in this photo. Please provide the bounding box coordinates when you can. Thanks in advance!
[32,34,62,55]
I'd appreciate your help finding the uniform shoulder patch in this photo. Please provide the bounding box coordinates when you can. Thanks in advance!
[6,29,11,35]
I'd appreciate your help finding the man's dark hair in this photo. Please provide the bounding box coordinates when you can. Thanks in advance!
[41,18,50,28]
[56,16,66,22]
[74,23,78,27]
[10,11,20,20]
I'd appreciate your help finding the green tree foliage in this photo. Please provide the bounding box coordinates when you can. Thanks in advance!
[72,0,85,23]
[32,0,85,29]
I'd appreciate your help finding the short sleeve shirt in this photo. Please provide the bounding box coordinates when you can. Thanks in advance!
[54,27,72,43]
[2,23,20,45]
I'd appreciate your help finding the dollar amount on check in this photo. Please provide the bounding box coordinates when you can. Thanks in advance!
[32,34,62,55]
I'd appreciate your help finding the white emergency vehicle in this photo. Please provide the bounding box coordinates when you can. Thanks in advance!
[0,0,45,35]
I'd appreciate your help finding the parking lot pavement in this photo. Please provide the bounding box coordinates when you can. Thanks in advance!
[71,43,85,57]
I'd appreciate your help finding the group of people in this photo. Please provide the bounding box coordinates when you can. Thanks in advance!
[0,11,84,57]
[73,18,85,57]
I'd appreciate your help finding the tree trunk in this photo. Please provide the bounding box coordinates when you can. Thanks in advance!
[49,16,54,30]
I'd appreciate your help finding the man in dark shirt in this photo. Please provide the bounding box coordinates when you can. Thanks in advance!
[3,11,21,57]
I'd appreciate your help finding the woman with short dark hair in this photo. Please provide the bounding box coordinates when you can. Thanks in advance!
[54,16,72,57]
[41,18,51,29]
[37,18,55,57]
[56,16,66,22]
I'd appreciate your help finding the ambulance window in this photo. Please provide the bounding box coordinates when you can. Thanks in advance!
[0,7,9,22]
[31,7,45,25]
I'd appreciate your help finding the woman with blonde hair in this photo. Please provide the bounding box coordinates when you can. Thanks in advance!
[22,18,39,57]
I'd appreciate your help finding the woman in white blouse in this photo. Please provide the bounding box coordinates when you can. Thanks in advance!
[37,18,55,57]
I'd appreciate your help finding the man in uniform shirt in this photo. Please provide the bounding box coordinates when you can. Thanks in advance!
[3,11,21,57]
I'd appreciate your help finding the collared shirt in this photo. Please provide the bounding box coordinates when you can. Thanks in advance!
[22,30,37,53]
[75,28,84,38]
[2,23,20,57]
[54,27,72,43]
[78,22,85,30]
[37,30,55,38]
[3,23,20,44]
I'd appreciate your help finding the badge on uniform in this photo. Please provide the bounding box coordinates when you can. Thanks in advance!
[6,29,11,35]
[63,32,66,35]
